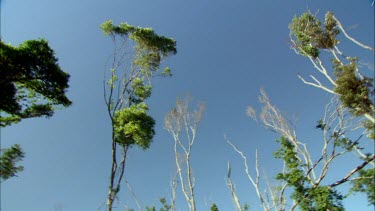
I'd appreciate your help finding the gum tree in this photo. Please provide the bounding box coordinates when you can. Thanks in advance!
[240,89,374,210]
[100,20,176,210]
[289,11,374,205]
[289,11,374,136]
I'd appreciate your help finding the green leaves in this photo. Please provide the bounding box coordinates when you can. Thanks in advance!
[0,144,25,181]
[210,203,219,211]
[100,20,176,78]
[113,103,155,149]
[0,39,71,126]
[274,136,344,211]
[131,78,152,103]
[349,168,375,205]
[100,20,176,55]
[333,58,373,116]
[289,11,340,58]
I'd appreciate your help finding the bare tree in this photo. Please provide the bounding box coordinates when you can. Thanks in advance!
[226,134,287,211]
[164,96,205,211]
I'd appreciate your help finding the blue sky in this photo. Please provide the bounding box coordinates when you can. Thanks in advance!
[1,0,374,210]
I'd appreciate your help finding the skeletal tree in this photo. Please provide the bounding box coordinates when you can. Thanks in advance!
[100,20,176,211]
[241,89,374,210]
[226,134,287,211]
[164,96,205,211]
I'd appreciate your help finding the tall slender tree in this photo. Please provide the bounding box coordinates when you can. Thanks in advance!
[100,20,176,210]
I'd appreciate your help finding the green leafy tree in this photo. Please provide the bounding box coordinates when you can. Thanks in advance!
[0,39,71,180]
[0,39,71,126]
[289,11,374,137]
[100,20,176,211]
[289,11,375,205]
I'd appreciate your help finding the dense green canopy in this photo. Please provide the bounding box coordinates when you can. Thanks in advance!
[0,39,71,126]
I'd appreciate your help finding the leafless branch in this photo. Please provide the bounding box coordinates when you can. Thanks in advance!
[332,15,375,51]
[125,179,143,211]
[227,162,243,211]
[329,154,375,188]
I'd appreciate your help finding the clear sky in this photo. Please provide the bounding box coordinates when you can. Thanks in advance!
[1,0,374,210]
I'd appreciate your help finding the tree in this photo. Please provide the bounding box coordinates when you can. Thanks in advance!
[289,10,374,205]
[164,96,205,211]
[289,11,374,137]
[241,89,374,210]
[100,20,176,211]
[0,39,71,126]
[0,39,71,180]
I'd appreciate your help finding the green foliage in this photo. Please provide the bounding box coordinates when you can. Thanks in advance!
[274,136,344,211]
[289,12,340,58]
[0,39,71,126]
[210,203,219,211]
[159,197,172,211]
[332,57,375,138]
[298,187,344,211]
[333,58,374,115]
[129,78,152,104]
[290,11,374,139]
[349,167,375,205]
[143,198,171,211]
[102,20,177,211]
[145,206,156,211]
[161,67,172,77]
[100,20,176,75]
[0,144,25,181]
[243,203,249,211]
[113,103,155,149]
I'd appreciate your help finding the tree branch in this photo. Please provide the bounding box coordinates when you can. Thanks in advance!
[329,154,375,188]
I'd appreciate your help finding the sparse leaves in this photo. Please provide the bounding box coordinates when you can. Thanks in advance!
[101,20,176,211]
[0,144,25,181]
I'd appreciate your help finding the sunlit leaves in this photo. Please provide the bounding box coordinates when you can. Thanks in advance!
[161,67,172,77]
[274,136,344,211]
[333,58,374,117]
[350,168,375,205]
[289,12,339,58]
[131,78,152,103]
[113,103,155,149]
[100,20,176,78]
